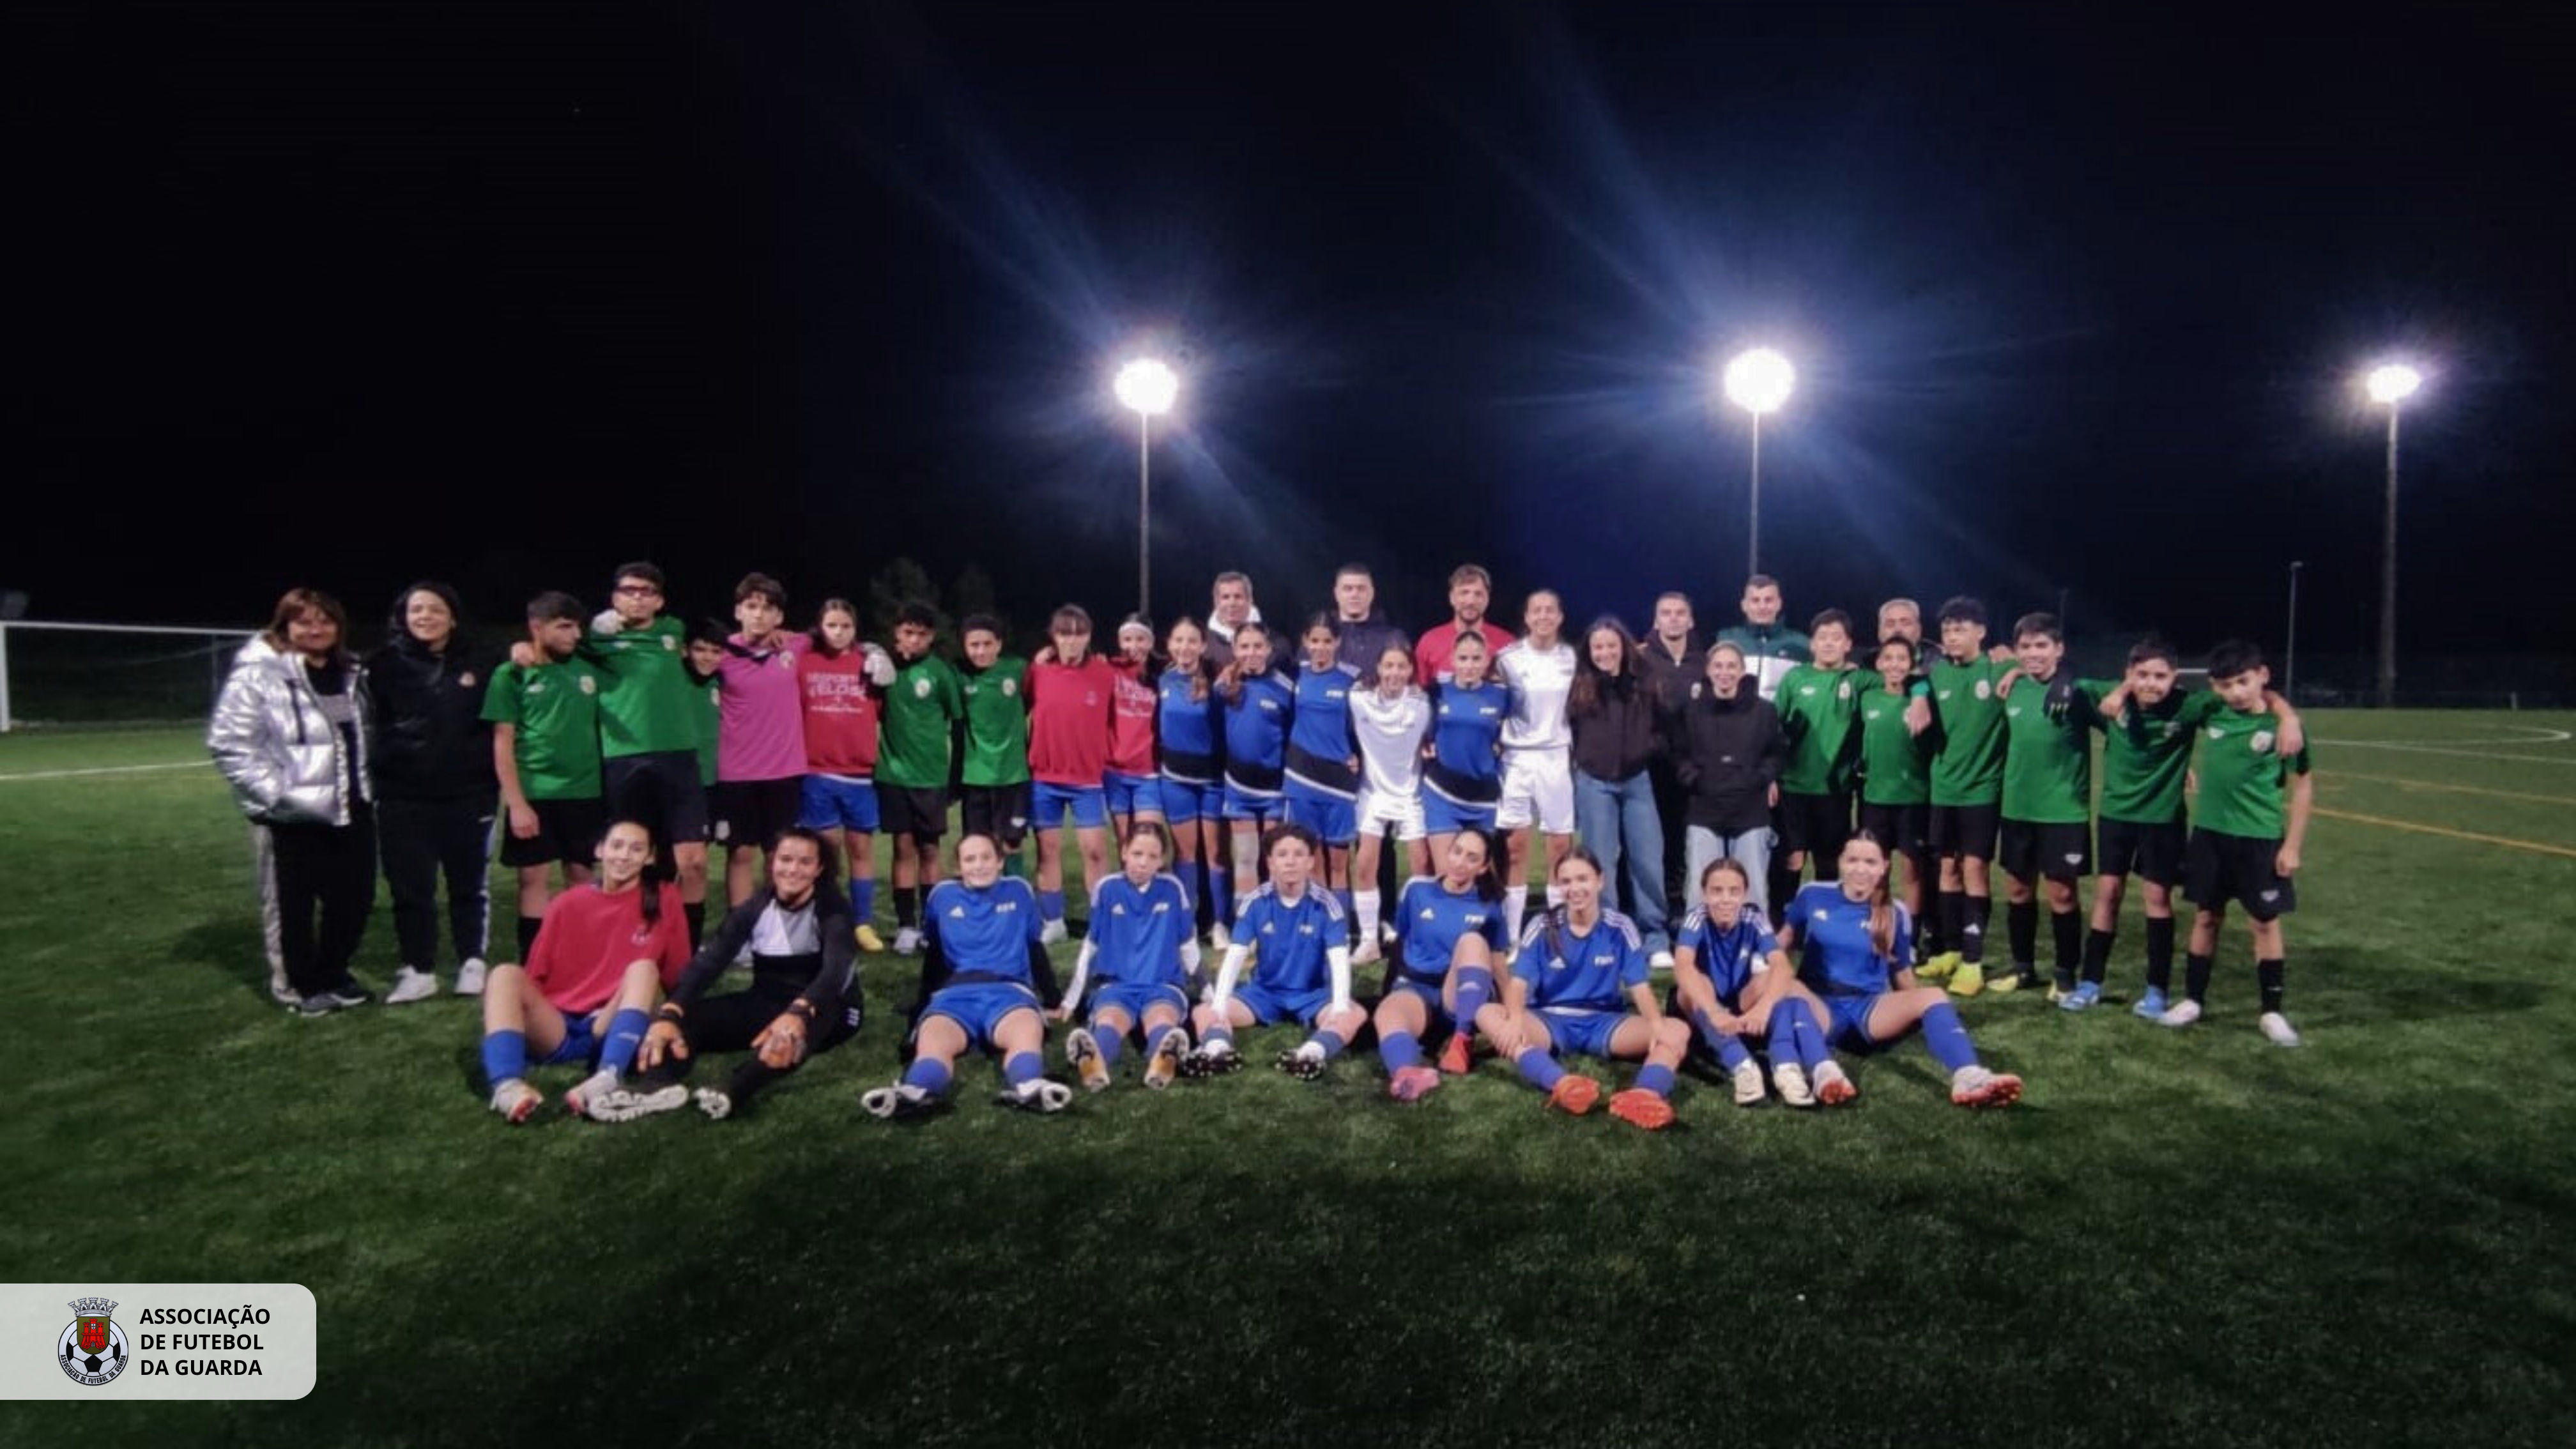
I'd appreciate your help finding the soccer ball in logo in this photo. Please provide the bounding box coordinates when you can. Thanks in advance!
[59,1297,126,1386]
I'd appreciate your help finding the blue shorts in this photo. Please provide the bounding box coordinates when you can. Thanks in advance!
[797,774,879,833]
[1232,981,1334,1027]
[1284,786,1357,846]
[1537,1008,1627,1059]
[1821,992,1888,1052]
[1092,981,1190,1027]
[1388,976,1456,1031]
[1422,791,1498,835]
[1031,781,1108,831]
[1159,776,1223,825]
[536,1008,602,1066]
[1104,771,1163,819]
[923,981,1044,1050]
[1223,783,1286,824]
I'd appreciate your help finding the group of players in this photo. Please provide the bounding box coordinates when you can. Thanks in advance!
[210,559,2315,1131]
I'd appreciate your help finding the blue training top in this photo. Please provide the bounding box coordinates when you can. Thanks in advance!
[1673,906,1777,1011]
[924,877,1043,985]
[1512,907,1647,1013]
[1285,662,1361,798]
[1392,877,1508,984]
[1425,680,1510,803]
[1786,882,1913,997]
[1234,883,1345,995]
[1084,872,1194,992]
[1156,667,1222,783]
[1222,671,1294,793]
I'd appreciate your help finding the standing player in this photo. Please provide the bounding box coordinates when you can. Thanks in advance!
[1156,617,1228,944]
[1475,850,1690,1130]
[1422,631,1509,875]
[2157,641,2314,1045]
[1494,589,1579,945]
[957,613,1033,875]
[1025,605,1116,944]
[1924,597,2010,995]
[1567,617,1670,965]
[858,832,1071,1118]
[1413,563,1514,686]
[1104,617,1165,840]
[1186,824,1367,1082]
[709,574,810,908]
[878,602,965,953]
[1374,828,1508,1099]
[1348,641,1432,965]
[1216,621,1295,931]
[1855,635,1936,960]
[1282,615,1363,923]
[568,563,713,949]
[795,597,896,952]
[1673,641,1788,921]
[484,591,607,965]
[1991,612,2097,997]
[1054,823,1199,1091]
[367,581,498,1004]
[1714,574,1811,703]
[1772,608,1863,901]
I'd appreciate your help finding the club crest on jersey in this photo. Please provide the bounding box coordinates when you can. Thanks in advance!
[660,635,677,652]
[2064,852,2083,866]
[1975,679,1993,700]
[913,677,933,698]
[1836,680,1851,699]
[459,671,477,689]
[1000,678,1018,698]
[60,1296,127,1386]
[2251,730,2275,755]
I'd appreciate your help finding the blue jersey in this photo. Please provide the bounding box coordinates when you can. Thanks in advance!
[1513,907,1648,1013]
[1425,680,1510,803]
[1674,907,1777,1009]
[1392,877,1508,983]
[1234,884,1346,995]
[924,877,1043,984]
[1786,882,1913,997]
[1156,668,1223,783]
[1222,671,1294,793]
[1285,663,1361,798]
[1084,872,1194,992]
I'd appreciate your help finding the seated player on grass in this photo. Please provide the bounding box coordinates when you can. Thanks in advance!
[1776,832,2021,1108]
[1184,823,1367,1082]
[479,818,691,1123]
[1671,857,1851,1108]
[860,832,1071,1119]
[592,827,862,1123]
[1373,827,1509,1101]
[1475,848,1690,1130]
[1054,823,1199,1092]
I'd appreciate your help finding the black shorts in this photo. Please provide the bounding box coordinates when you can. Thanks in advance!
[1857,801,1931,859]
[1929,801,2000,860]
[1775,789,1853,858]
[2097,816,2186,887]
[498,796,608,869]
[2185,828,2297,921]
[710,776,804,852]
[960,781,1032,850]
[2000,818,2092,882]
[877,784,950,844]
[602,751,709,847]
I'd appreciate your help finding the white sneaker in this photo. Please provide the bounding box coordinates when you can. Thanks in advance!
[1038,919,1069,946]
[268,972,298,1007]
[2257,1011,2303,1047]
[565,1069,622,1118]
[1732,1059,1768,1105]
[1774,1062,1816,1108]
[860,1082,934,1119]
[385,967,440,1005]
[693,1087,734,1120]
[893,926,924,954]
[454,958,488,996]
[2156,998,2204,1029]
[1208,921,1232,952]
[587,1083,688,1123]
[489,1079,542,1124]
[1350,940,1383,966]
[1650,949,1676,972]
[1002,1078,1074,1113]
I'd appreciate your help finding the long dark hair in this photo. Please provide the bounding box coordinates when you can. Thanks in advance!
[1535,846,1609,965]
[1165,616,1215,702]
[1567,616,1642,718]
[1844,829,1897,962]
[597,818,665,926]
[1445,827,1505,903]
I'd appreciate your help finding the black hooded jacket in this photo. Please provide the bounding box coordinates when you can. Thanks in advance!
[365,587,498,802]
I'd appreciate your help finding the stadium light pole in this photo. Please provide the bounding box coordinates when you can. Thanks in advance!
[2364,363,2422,710]
[2285,560,2303,703]
[1721,348,1795,577]
[1114,358,1179,619]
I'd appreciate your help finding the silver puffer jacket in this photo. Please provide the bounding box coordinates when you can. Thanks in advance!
[207,636,374,827]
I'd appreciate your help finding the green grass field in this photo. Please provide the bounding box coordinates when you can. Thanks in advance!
[3,712,2573,1445]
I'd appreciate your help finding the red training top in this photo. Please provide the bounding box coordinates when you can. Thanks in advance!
[799,647,882,776]
[525,881,692,1013]
[1414,620,1517,687]
[1108,657,1158,777]
[1025,654,1117,787]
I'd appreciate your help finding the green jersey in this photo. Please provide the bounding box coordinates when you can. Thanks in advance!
[877,652,965,788]
[1775,663,1862,795]
[960,657,1031,786]
[2097,689,2221,825]
[1857,686,1932,807]
[581,615,700,759]
[691,670,721,786]
[480,657,605,801]
[1998,673,2097,825]
[2191,704,2311,839]
[1927,656,2010,806]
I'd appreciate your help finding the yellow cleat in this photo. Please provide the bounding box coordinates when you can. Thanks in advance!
[1915,951,1960,984]
[1947,961,1986,997]
[854,924,887,953]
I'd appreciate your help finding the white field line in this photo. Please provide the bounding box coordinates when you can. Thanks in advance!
[0,762,203,783]
[2312,725,2574,765]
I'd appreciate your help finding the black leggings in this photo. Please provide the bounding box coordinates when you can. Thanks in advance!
[633,984,854,1109]
[262,806,377,997]
[378,794,495,969]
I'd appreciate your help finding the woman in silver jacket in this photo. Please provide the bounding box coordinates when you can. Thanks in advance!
[208,587,379,1015]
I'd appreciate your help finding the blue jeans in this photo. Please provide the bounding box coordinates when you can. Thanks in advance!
[1574,769,1669,951]
[1686,825,1777,924]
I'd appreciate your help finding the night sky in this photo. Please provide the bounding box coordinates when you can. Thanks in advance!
[13,3,2570,679]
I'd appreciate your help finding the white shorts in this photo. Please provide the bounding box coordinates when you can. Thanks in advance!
[1355,785,1427,842]
[1496,747,1574,834]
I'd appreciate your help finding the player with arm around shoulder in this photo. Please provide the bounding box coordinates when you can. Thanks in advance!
[1053,823,1200,1091]
[1374,828,1511,1100]
[1671,857,1852,1108]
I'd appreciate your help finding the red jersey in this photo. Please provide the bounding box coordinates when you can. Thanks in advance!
[1414,621,1517,687]
[525,880,691,1013]
[1108,657,1158,776]
[798,647,882,777]
[1025,654,1116,786]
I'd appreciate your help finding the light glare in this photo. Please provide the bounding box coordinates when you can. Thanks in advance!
[1722,348,1795,415]
[2365,364,2422,405]
[1115,358,1179,417]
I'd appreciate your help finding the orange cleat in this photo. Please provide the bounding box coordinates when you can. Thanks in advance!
[1438,1031,1475,1075]
[1546,1074,1601,1116]
[1607,1088,1674,1130]
[1814,1061,1859,1106]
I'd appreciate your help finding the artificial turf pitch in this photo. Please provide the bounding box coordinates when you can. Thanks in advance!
[2,713,2572,1446]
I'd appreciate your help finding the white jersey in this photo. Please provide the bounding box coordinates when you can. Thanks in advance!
[1349,686,1430,799]
[1495,639,1576,751]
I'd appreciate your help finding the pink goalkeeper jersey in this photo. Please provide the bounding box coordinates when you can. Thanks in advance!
[717,631,809,781]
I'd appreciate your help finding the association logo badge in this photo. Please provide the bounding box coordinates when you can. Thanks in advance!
[59,1296,127,1386]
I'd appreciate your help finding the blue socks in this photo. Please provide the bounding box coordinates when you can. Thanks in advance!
[1635,1062,1676,1098]
[1692,1007,1752,1071]
[600,1008,651,1076]
[1177,861,1204,913]
[482,1029,526,1089]
[1776,997,1831,1071]
[1515,1047,1565,1091]
[1311,1029,1347,1061]
[902,1057,953,1096]
[1092,1023,1125,1072]
[1039,889,1066,925]
[852,877,877,926]
[1143,1022,1176,1061]
[1004,1052,1043,1087]
[1335,888,1355,927]
[1204,1023,1236,1050]
[1920,1002,1979,1073]
[1452,967,1496,1028]
[1382,1029,1422,1073]
[1210,867,1232,925]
